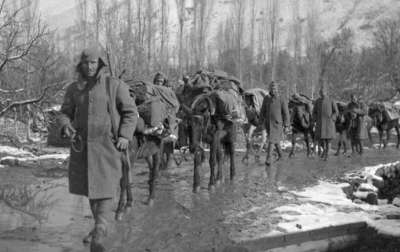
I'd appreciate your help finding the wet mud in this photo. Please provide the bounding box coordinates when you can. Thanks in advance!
[0,147,399,252]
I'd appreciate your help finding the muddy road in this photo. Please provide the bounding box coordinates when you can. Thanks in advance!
[0,146,399,252]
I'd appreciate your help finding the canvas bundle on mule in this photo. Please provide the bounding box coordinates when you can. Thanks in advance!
[243,88,269,113]
[289,93,313,113]
[126,80,179,124]
[137,97,167,128]
[211,89,247,124]
[381,101,400,120]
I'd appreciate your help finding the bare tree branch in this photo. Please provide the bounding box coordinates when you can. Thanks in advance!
[0,81,64,117]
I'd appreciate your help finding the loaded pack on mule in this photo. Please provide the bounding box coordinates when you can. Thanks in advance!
[114,78,180,220]
[320,94,373,157]
[242,88,268,163]
[179,70,247,193]
[288,93,315,158]
[368,101,400,149]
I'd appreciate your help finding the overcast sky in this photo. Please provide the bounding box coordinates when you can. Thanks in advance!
[38,0,75,16]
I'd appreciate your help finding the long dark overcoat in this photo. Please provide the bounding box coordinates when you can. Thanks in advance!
[347,101,368,140]
[313,97,338,140]
[260,95,290,143]
[58,69,137,199]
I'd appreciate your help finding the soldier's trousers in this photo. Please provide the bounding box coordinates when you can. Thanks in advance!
[89,198,113,231]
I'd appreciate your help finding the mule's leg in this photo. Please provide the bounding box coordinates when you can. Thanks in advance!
[305,132,311,157]
[265,142,272,166]
[243,125,255,164]
[146,153,159,206]
[368,127,373,145]
[334,138,341,156]
[125,167,133,209]
[378,130,383,149]
[208,142,216,191]
[275,143,283,161]
[215,130,226,186]
[396,126,400,149]
[115,177,127,221]
[228,141,236,182]
[193,145,203,193]
[385,129,390,148]
[115,150,131,221]
[289,132,296,158]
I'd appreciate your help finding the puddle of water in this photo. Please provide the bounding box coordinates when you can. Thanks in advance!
[0,240,67,252]
[0,178,91,233]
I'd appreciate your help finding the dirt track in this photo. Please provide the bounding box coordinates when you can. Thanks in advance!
[0,146,399,252]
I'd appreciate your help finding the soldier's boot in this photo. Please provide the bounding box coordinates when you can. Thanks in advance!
[334,142,341,156]
[90,225,107,252]
[267,164,278,191]
[89,198,112,252]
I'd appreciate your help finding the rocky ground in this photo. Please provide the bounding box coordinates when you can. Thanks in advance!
[0,143,399,252]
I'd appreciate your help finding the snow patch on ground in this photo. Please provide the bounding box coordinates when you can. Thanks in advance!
[227,161,400,242]
[271,162,400,237]
[0,146,35,158]
[0,154,68,168]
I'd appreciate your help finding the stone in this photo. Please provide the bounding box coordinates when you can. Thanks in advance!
[378,199,389,205]
[375,167,385,177]
[353,190,369,199]
[367,174,384,189]
[358,183,378,193]
[365,192,378,205]
[392,197,400,207]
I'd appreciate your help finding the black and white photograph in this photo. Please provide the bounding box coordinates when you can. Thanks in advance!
[1,0,400,251]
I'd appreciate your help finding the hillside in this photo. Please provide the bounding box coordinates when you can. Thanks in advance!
[39,0,400,50]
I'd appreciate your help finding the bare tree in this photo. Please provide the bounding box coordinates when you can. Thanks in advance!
[176,0,186,77]
[76,0,88,48]
[266,0,280,81]
[305,0,320,98]
[289,0,302,94]
[146,0,153,75]
[232,0,245,81]
[373,19,400,89]
[94,0,103,43]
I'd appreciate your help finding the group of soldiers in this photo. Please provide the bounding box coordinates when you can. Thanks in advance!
[58,47,371,252]
[259,81,369,163]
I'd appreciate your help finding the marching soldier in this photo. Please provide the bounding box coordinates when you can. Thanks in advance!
[347,94,368,155]
[260,81,290,188]
[313,85,338,161]
[58,47,137,252]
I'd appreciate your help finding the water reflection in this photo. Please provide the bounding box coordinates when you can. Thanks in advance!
[0,179,91,233]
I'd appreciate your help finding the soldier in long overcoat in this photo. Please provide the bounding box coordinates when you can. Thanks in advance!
[312,86,338,161]
[347,94,368,155]
[58,47,137,251]
[260,82,290,188]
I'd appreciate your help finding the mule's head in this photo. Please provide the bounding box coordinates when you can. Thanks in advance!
[187,93,215,148]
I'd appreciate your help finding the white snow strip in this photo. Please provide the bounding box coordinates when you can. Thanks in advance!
[0,146,35,158]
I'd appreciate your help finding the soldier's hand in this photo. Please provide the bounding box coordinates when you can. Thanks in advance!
[62,124,76,139]
[116,137,129,151]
